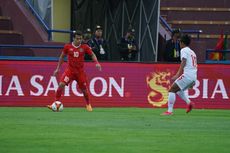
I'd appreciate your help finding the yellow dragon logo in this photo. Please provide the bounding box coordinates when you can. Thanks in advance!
[146,71,172,107]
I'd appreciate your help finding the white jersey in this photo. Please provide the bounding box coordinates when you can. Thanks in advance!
[180,47,197,80]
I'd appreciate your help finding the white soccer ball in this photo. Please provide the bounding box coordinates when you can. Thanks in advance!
[51,101,64,112]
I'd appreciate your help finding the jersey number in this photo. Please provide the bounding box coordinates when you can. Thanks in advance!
[191,55,197,68]
[74,52,79,58]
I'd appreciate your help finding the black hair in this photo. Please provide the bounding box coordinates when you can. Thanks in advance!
[180,34,191,46]
[73,30,83,38]
[172,28,181,36]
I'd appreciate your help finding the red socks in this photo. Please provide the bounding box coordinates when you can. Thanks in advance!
[83,89,90,105]
[55,87,63,101]
[55,87,90,105]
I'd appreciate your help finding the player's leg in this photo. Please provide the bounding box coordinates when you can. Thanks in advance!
[161,82,180,115]
[76,72,92,112]
[47,82,66,110]
[55,70,72,100]
[175,76,195,113]
[162,74,192,115]
[177,90,190,104]
[176,90,194,113]
[176,78,194,104]
[55,82,66,101]
[82,88,93,112]
[47,70,71,110]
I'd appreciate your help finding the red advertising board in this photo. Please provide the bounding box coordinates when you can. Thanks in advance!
[0,61,229,109]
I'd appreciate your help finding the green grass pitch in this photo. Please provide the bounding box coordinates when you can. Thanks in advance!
[0,107,230,153]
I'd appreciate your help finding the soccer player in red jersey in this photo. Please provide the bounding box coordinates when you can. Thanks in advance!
[48,30,102,112]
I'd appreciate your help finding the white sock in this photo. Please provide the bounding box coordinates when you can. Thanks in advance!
[177,90,190,104]
[167,92,176,112]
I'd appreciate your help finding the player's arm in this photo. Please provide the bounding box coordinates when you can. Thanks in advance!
[91,52,102,71]
[53,52,65,76]
[172,58,186,81]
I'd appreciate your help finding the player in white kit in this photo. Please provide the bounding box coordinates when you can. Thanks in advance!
[162,34,197,115]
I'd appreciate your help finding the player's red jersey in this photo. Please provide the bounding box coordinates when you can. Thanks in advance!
[63,42,93,72]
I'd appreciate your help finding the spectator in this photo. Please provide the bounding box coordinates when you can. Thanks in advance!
[83,28,94,60]
[119,28,138,61]
[164,29,181,62]
[91,25,108,60]
[83,28,93,47]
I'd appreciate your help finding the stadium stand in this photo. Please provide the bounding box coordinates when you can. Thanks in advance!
[0,16,13,30]
[0,0,228,62]
[0,30,34,56]
[160,0,230,63]
[0,2,35,56]
[0,0,64,57]
[160,0,230,8]
[0,1,32,56]
[0,30,23,45]
[160,0,230,50]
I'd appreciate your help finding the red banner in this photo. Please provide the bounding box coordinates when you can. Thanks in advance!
[0,61,229,109]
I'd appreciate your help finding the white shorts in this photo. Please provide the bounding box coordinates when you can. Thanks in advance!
[175,74,196,91]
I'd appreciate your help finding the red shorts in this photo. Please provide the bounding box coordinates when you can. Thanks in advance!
[60,69,88,90]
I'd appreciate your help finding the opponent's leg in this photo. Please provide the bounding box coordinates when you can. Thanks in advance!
[186,101,194,113]
[177,90,194,113]
[161,83,180,115]
[177,90,190,104]
[176,81,195,113]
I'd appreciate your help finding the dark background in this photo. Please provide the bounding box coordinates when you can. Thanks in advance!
[71,0,160,62]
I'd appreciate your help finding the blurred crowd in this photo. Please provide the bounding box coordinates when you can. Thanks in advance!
[81,25,138,62]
